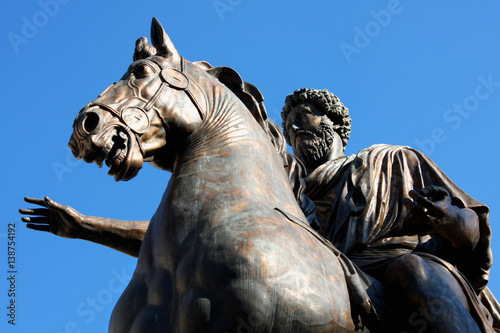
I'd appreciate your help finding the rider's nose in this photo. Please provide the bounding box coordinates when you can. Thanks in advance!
[82,112,100,134]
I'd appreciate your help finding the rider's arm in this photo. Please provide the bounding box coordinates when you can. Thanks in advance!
[77,216,149,257]
[435,206,479,250]
[20,197,148,257]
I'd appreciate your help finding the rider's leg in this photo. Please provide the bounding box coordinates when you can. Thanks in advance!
[384,253,480,333]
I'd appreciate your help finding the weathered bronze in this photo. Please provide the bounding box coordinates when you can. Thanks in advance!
[21,18,384,332]
[281,88,499,332]
[20,18,499,332]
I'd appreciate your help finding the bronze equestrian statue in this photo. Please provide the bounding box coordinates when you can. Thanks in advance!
[21,18,379,332]
[21,18,499,332]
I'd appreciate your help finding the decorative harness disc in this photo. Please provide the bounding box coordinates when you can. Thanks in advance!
[120,107,150,134]
[161,68,189,89]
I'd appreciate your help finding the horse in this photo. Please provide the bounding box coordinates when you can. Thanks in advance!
[68,18,376,332]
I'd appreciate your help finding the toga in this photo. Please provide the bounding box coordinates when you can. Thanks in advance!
[289,144,498,331]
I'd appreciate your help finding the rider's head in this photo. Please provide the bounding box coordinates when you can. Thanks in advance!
[281,88,351,170]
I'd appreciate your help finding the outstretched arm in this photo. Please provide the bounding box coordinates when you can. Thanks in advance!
[403,185,480,250]
[20,197,149,257]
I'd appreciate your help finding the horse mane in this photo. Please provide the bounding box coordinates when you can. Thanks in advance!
[193,61,287,161]
[132,34,287,160]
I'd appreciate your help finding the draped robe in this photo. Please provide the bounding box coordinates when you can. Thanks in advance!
[288,144,498,331]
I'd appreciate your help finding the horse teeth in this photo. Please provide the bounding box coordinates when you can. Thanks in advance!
[116,148,127,165]
[107,141,113,149]
[115,149,122,164]
[101,129,127,168]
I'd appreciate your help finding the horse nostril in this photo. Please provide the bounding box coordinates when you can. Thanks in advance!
[82,112,100,133]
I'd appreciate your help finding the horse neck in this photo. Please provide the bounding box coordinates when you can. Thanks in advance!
[177,85,279,179]
[168,85,300,226]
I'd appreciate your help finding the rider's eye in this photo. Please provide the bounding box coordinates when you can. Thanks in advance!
[300,110,311,118]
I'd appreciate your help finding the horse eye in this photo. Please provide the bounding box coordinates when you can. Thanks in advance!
[134,64,152,77]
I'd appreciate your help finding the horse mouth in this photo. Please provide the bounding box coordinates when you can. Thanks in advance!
[69,110,144,182]
[101,127,142,181]
[103,129,128,170]
[85,125,139,181]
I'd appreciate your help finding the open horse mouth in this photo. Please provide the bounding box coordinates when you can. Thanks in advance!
[69,123,142,182]
[101,126,141,181]
[103,128,128,170]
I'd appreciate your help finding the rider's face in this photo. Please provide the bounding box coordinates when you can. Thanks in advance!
[285,102,326,151]
[285,102,339,169]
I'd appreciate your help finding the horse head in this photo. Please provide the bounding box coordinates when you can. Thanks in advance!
[69,18,206,181]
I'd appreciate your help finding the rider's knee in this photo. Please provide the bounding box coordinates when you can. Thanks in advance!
[385,253,429,288]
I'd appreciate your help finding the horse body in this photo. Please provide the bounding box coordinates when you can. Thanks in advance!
[70,19,356,332]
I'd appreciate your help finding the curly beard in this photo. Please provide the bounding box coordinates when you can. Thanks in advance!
[294,120,335,170]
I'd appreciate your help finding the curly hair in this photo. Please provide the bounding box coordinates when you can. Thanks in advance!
[281,88,351,150]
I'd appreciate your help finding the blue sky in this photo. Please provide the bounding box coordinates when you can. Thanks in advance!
[2,1,500,332]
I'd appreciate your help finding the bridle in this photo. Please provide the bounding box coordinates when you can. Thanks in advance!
[74,56,207,153]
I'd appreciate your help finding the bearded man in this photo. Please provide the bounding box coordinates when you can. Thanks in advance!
[281,87,498,332]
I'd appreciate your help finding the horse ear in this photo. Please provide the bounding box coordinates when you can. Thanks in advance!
[133,37,157,61]
[150,17,180,63]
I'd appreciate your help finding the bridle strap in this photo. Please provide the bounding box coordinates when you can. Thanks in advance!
[156,56,206,120]
[87,56,206,137]
[181,57,205,120]
[144,81,167,111]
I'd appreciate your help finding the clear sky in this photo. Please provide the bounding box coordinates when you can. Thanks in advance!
[2,1,500,332]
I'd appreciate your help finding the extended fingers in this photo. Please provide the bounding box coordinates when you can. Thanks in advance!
[44,196,65,211]
[409,190,434,211]
[404,197,428,221]
[19,208,49,217]
[419,185,449,200]
[23,197,47,207]
[26,224,50,232]
[21,216,49,223]
[409,190,444,218]
[403,198,417,210]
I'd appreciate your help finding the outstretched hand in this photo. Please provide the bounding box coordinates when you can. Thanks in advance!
[403,185,460,237]
[19,197,86,239]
